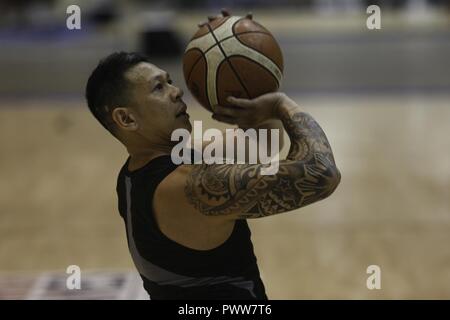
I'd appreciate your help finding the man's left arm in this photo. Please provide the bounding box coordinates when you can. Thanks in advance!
[246,118,285,159]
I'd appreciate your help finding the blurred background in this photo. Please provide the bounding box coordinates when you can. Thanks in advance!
[0,0,449,299]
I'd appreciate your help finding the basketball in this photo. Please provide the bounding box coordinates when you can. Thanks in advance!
[183,15,284,112]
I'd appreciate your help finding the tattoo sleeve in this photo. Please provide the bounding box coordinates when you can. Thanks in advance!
[185,102,341,219]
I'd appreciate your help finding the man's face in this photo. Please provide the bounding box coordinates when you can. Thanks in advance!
[124,62,191,142]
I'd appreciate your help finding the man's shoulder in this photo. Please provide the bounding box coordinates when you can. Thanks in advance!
[153,164,228,222]
[153,163,234,249]
[154,164,191,200]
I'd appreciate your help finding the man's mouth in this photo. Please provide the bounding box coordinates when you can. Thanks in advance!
[176,103,189,118]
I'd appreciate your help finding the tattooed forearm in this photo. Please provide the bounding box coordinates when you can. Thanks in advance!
[186,101,341,219]
[280,107,336,164]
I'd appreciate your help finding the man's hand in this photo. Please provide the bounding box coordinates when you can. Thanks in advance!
[212,92,287,128]
[198,8,230,27]
[197,9,254,27]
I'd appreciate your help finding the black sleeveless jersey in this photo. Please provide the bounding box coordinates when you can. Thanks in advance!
[116,155,267,300]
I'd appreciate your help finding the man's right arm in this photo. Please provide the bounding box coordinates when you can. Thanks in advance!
[185,93,341,219]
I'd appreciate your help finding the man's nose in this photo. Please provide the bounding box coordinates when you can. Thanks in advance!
[171,86,183,102]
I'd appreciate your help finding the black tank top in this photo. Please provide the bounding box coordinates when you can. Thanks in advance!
[116,154,267,300]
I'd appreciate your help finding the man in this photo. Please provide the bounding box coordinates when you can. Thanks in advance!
[85,51,340,299]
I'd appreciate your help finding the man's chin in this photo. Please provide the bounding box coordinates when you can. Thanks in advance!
[175,119,192,132]
[185,121,192,133]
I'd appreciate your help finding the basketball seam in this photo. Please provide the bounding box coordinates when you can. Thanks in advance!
[233,33,283,72]
[190,16,231,40]
[204,52,211,110]
[230,18,282,71]
[221,31,271,45]
[215,59,227,106]
[186,48,205,84]
[231,18,270,38]
[225,54,280,90]
[207,23,251,99]
[231,17,241,37]
[185,31,271,84]
[185,49,212,110]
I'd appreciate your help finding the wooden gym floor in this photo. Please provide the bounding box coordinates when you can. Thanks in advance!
[1,94,449,299]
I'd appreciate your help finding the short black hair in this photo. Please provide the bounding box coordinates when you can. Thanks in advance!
[85,51,150,135]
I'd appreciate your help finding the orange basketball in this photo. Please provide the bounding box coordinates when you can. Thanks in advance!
[183,15,284,112]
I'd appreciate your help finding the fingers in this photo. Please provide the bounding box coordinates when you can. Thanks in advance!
[212,103,249,125]
[200,9,230,27]
[213,104,246,117]
[199,14,220,27]
[221,8,230,16]
[212,113,251,128]
[227,96,254,108]
[211,114,237,125]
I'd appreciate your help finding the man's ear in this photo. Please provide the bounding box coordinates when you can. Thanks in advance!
[111,107,139,131]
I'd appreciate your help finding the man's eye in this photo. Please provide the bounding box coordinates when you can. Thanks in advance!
[153,83,163,91]
[168,79,173,85]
